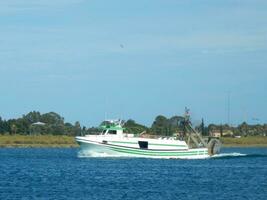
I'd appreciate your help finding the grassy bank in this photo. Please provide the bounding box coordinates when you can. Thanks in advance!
[221,136,267,147]
[1,135,267,148]
[0,135,78,148]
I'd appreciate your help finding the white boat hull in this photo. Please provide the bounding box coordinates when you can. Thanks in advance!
[76,137,210,159]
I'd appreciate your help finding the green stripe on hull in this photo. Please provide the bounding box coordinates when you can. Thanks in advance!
[109,141,187,147]
[109,147,208,156]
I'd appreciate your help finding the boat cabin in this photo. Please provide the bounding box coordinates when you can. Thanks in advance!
[101,128,124,136]
[100,120,124,136]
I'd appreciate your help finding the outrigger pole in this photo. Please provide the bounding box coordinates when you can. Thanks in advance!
[182,108,221,155]
[182,108,207,148]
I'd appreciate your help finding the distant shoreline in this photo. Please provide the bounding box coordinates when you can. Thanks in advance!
[0,135,79,148]
[220,136,267,147]
[0,135,267,148]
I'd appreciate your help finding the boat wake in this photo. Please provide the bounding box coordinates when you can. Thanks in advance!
[211,153,247,159]
[78,151,267,159]
[211,152,267,159]
[77,151,127,158]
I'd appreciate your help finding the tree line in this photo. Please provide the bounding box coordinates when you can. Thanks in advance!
[0,111,266,136]
[0,111,82,136]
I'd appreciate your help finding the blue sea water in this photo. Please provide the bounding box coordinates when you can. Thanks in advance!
[0,148,267,200]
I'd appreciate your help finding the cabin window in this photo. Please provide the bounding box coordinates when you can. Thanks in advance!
[108,130,117,135]
[138,141,148,149]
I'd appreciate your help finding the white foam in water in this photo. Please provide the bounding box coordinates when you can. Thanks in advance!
[78,151,127,158]
[211,152,247,158]
[78,151,248,159]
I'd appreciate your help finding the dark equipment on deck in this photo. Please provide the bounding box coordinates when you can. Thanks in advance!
[181,107,221,156]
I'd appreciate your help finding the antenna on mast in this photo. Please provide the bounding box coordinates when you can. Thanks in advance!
[105,96,108,121]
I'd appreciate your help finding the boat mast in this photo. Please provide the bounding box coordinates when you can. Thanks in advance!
[182,108,208,148]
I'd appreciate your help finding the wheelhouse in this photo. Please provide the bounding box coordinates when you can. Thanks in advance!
[100,120,124,136]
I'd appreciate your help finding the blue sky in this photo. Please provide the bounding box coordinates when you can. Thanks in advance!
[0,0,266,127]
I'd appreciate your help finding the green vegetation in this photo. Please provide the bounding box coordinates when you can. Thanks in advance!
[0,111,84,136]
[0,135,77,147]
[207,123,267,137]
[0,111,267,147]
[151,115,184,136]
[124,119,149,134]
[221,136,267,147]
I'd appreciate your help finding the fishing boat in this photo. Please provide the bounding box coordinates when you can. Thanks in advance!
[76,111,221,159]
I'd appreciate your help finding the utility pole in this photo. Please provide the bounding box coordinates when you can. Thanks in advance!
[227,91,231,126]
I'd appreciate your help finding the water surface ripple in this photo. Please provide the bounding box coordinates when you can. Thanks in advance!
[0,147,266,200]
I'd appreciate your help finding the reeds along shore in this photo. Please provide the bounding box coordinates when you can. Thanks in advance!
[221,136,267,147]
[0,135,267,148]
[0,135,78,147]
